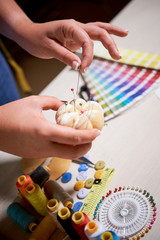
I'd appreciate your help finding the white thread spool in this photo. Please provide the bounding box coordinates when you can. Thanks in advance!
[84,220,105,240]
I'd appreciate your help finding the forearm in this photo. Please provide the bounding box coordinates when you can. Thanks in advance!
[0,0,32,42]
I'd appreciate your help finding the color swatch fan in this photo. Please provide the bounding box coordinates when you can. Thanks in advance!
[82,57,160,121]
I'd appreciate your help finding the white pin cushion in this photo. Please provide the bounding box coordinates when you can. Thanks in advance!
[56,98,104,130]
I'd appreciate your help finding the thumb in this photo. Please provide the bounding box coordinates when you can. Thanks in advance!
[38,95,64,111]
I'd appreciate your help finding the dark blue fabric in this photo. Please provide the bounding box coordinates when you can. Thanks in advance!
[0,51,20,106]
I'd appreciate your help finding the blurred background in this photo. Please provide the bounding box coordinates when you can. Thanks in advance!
[1,0,131,98]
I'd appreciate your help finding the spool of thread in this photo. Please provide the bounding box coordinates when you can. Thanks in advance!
[44,180,73,208]
[98,231,120,240]
[47,198,64,231]
[84,220,105,240]
[7,202,38,232]
[16,175,34,199]
[24,183,48,216]
[57,207,81,240]
[71,212,90,240]
[29,214,57,240]
[30,166,50,188]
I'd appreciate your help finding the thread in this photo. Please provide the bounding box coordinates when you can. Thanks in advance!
[29,214,57,240]
[7,202,38,232]
[30,166,50,188]
[84,220,105,240]
[24,183,48,216]
[47,198,65,232]
[71,212,90,240]
[98,231,120,240]
[44,180,73,208]
[57,207,81,240]
[16,175,33,199]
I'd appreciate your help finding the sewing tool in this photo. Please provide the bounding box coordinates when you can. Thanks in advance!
[74,155,95,166]
[24,183,48,216]
[29,214,57,240]
[82,58,160,122]
[71,212,90,240]
[16,175,34,200]
[84,220,105,240]
[57,207,81,240]
[44,179,73,208]
[7,202,38,233]
[76,67,81,96]
[30,165,50,188]
[80,168,115,218]
[93,186,157,239]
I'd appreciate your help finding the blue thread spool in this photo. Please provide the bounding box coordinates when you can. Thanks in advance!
[98,231,120,240]
[7,202,38,232]
[30,166,50,188]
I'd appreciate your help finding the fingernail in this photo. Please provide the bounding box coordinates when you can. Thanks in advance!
[72,61,80,71]
[115,48,120,55]
[97,130,101,136]
[84,67,88,73]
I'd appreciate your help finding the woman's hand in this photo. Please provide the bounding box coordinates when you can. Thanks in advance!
[0,96,100,159]
[16,20,128,72]
[0,0,128,72]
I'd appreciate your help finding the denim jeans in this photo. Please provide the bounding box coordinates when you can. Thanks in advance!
[0,51,20,106]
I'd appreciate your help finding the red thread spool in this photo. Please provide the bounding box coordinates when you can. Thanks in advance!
[71,212,90,240]
[16,175,34,199]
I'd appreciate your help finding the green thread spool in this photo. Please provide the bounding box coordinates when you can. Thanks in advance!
[29,214,57,240]
[25,183,48,216]
[44,180,73,208]
[7,202,38,232]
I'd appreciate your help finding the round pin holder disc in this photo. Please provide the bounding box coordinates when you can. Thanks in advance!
[93,187,157,239]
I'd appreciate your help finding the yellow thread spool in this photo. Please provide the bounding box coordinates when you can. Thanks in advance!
[63,200,73,208]
[28,222,38,233]
[47,199,59,213]
[25,183,48,216]
[47,199,65,232]
[29,214,57,240]
[101,232,113,240]
[18,175,27,185]
[58,207,71,220]
[72,212,85,225]
[43,165,50,173]
[86,221,98,234]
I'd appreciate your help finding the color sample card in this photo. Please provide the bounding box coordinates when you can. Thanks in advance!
[94,43,160,70]
[83,58,160,121]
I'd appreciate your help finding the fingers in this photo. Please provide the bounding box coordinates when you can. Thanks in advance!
[46,142,92,159]
[83,24,121,60]
[43,121,101,145]
[82,22,128,60]
[47,20,94,72]
[30,95,64,111]
[90,22,128,37]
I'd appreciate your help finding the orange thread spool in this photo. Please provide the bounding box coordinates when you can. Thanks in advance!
[16,175,33,199]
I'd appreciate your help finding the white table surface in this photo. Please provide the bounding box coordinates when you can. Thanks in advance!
[0,0,160,239]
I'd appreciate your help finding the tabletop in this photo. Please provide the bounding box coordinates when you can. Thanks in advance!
[0,0,160,239]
